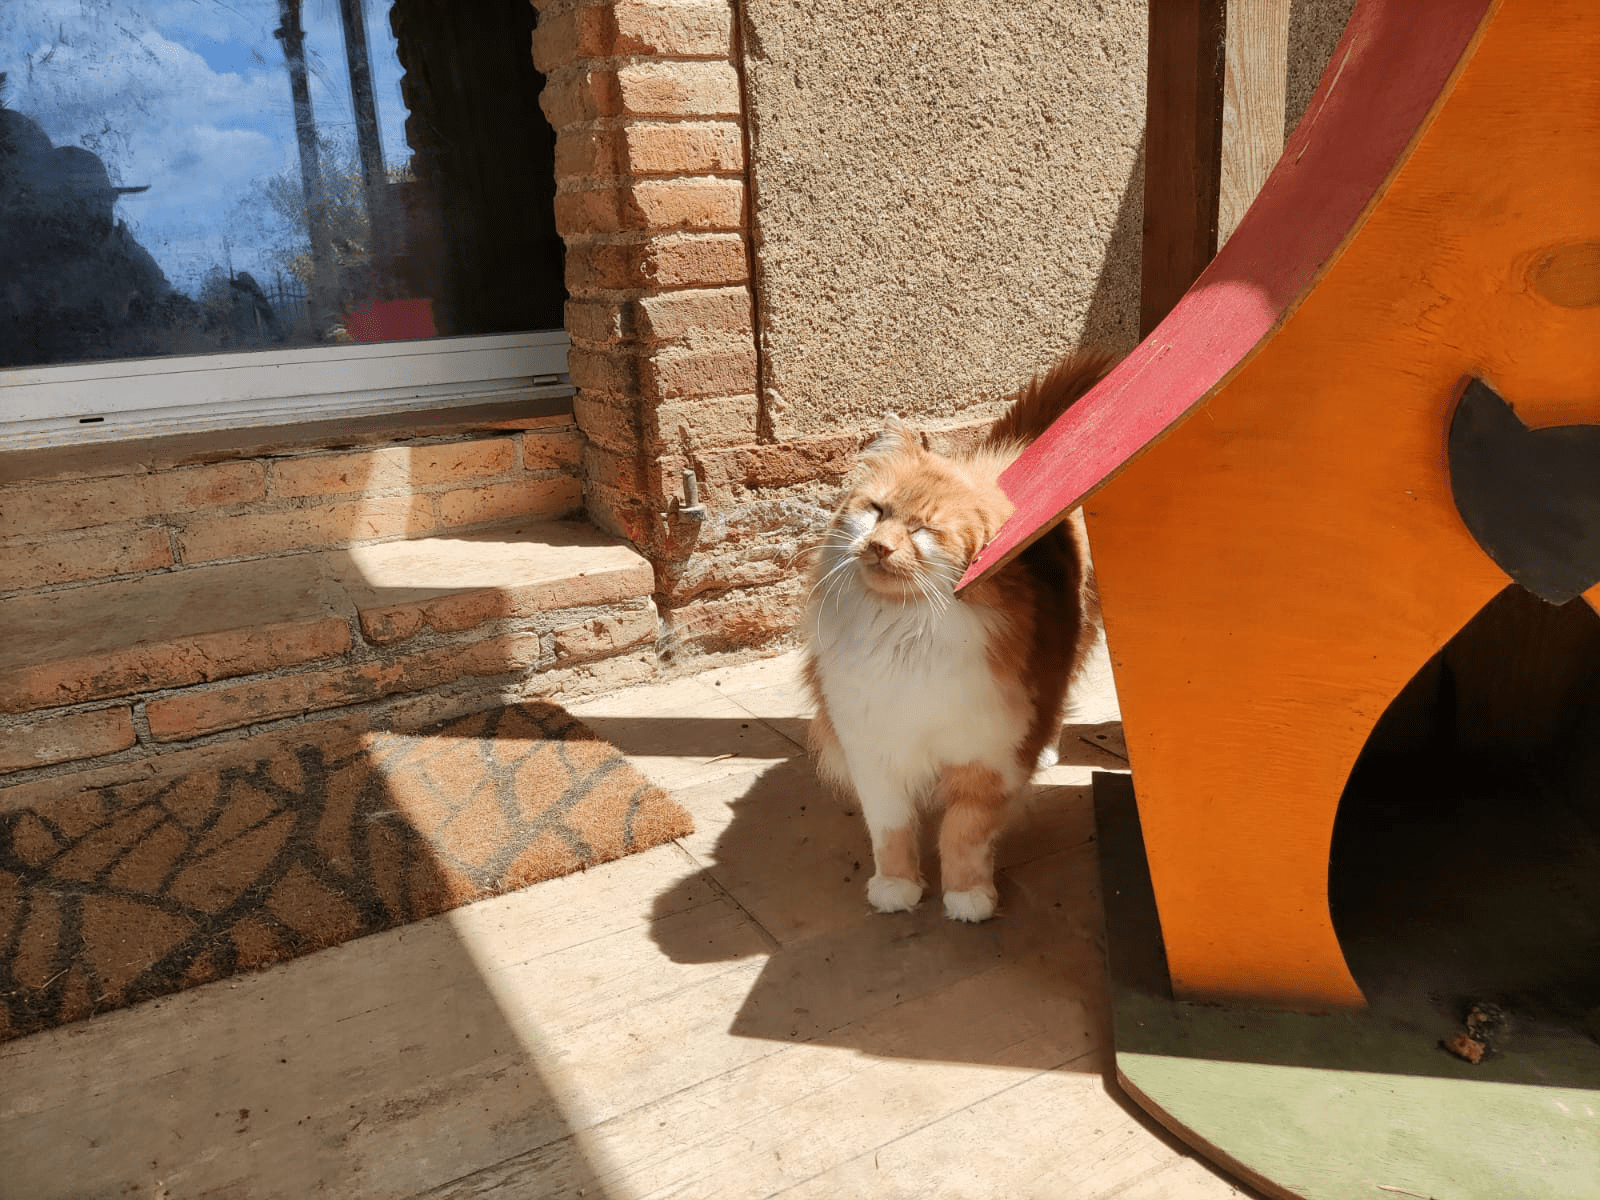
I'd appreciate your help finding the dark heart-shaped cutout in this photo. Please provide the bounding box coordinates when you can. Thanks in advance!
[1448,377,1600,605]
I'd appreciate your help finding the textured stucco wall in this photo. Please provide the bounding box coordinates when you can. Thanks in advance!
[1286,0,1359,137]
[740,1,1149,437]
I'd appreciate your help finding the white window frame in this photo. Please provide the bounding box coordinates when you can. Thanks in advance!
[0,329,571,451]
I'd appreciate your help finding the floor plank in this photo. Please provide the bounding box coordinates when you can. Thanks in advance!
[0,646,1248,1200]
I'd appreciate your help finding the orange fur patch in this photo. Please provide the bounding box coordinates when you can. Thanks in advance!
[936,763,1009,897]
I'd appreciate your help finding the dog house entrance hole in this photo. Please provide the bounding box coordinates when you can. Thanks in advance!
[1330,585,1600,1061]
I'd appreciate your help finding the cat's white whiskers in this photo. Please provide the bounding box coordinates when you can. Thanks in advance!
[805,548,857,608]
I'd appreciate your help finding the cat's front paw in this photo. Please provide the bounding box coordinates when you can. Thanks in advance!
[867,873,924,913]
[943,887,998,922]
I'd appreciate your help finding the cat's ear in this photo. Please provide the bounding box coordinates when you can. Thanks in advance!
[863,413,921,459]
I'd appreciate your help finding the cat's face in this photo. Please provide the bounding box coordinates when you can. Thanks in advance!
[821,420,1012,604]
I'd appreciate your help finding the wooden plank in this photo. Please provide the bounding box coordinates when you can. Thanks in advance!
[1140,0,1228,338]
[959,0,1495,594]
[1218,0,1291,245]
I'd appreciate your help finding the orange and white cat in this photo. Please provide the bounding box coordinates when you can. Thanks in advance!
[801,351,1110,921]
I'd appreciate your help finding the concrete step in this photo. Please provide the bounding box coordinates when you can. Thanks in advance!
[1,520,659,783]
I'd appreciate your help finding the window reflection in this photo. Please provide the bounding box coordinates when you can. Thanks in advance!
[0,0,562,371]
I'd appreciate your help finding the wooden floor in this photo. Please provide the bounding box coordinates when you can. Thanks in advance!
[0,642,1249,1199]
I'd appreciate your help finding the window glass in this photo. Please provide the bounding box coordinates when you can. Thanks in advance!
[0,0,563,372]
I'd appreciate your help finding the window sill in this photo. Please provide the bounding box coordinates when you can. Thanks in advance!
[0,388,576,485]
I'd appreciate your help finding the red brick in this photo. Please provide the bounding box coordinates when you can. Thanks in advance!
[522,429,585,471]
[565,286,751,348]
[554,126,626,181]
[646,345,758,399]
[564,298,633,344]
[623,121,743,175]
[539,68,623,127]
[0,618,352,714]
[581,444,647,492]
[564,233,749,295]
[0,526,172,590]
[271,448,410,498]
[653,394,760,449]
[553,604,658,663]
[543,63,742,129]
[177,496,434,562]
[568,345,642,394]
[436,477,583,528]
[659,548,794,605]
[531,5,587,71]
[406,438,519,486]
[663,583,803,654]
[0,707,137,773]
[554,176,744,235]
[145,633,546,741]
[571,343,754,404]
[555,121,743,182]
[527,652,658,699]
[156,462,267,512]
[534,2,731,66]
[637,286,753,341]
[616,61,741,118]
[699,433,861,491]
[637,177,745,230]
[0,474,157,536]
[352,536,654,645]
[607,2,733,58]
[573,393,642,454]
[650,233,752,289]
[584,482,661,548]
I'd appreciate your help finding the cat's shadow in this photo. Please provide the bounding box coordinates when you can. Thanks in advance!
[644,723,1129,1072]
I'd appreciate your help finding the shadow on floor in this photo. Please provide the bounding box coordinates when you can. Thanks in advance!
[607,714,1133,1075]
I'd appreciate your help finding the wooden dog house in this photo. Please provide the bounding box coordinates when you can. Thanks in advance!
[962,0,1600,1193]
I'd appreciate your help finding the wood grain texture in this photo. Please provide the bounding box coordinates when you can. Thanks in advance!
[1218,0,1290,245]
[1088,0,1600,1006]
[960,0,1495,593]
[1139,0,1228,337]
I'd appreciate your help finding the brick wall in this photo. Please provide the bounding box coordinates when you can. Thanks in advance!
[534,0,814,659]
[0,418,581,591]
[0,414,671,787]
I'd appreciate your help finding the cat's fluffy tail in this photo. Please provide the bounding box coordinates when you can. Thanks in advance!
[984,349,1117,449]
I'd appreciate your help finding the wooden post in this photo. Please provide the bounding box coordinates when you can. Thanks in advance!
[1140,0,1228,337]
[1218,0,1290,245]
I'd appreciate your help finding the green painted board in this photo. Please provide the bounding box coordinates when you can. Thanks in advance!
[1095,771,1600,1200]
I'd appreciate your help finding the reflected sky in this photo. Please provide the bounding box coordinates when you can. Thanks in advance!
[2,0,411,297]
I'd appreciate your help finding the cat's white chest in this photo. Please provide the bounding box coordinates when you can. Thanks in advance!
[809,586,1025,785]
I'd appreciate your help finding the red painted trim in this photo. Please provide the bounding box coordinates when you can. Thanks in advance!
[957,0,1496,592]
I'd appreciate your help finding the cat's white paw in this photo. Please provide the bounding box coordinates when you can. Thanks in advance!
[867,874,924,913]
[943,888,997,922]
[1035,745,1059,770]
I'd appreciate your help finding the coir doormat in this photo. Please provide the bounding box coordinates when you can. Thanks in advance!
[0,702,691,1043]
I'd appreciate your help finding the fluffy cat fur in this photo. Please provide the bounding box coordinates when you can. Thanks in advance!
[801,350,1112,922]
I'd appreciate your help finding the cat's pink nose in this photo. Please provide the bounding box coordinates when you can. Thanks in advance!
[867,539,893,560]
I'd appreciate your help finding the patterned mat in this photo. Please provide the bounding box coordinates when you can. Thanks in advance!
[0,702,690,1043]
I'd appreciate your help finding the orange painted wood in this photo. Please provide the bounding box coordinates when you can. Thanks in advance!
[958,0,1495,594]
[1086,0,1600,1007]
